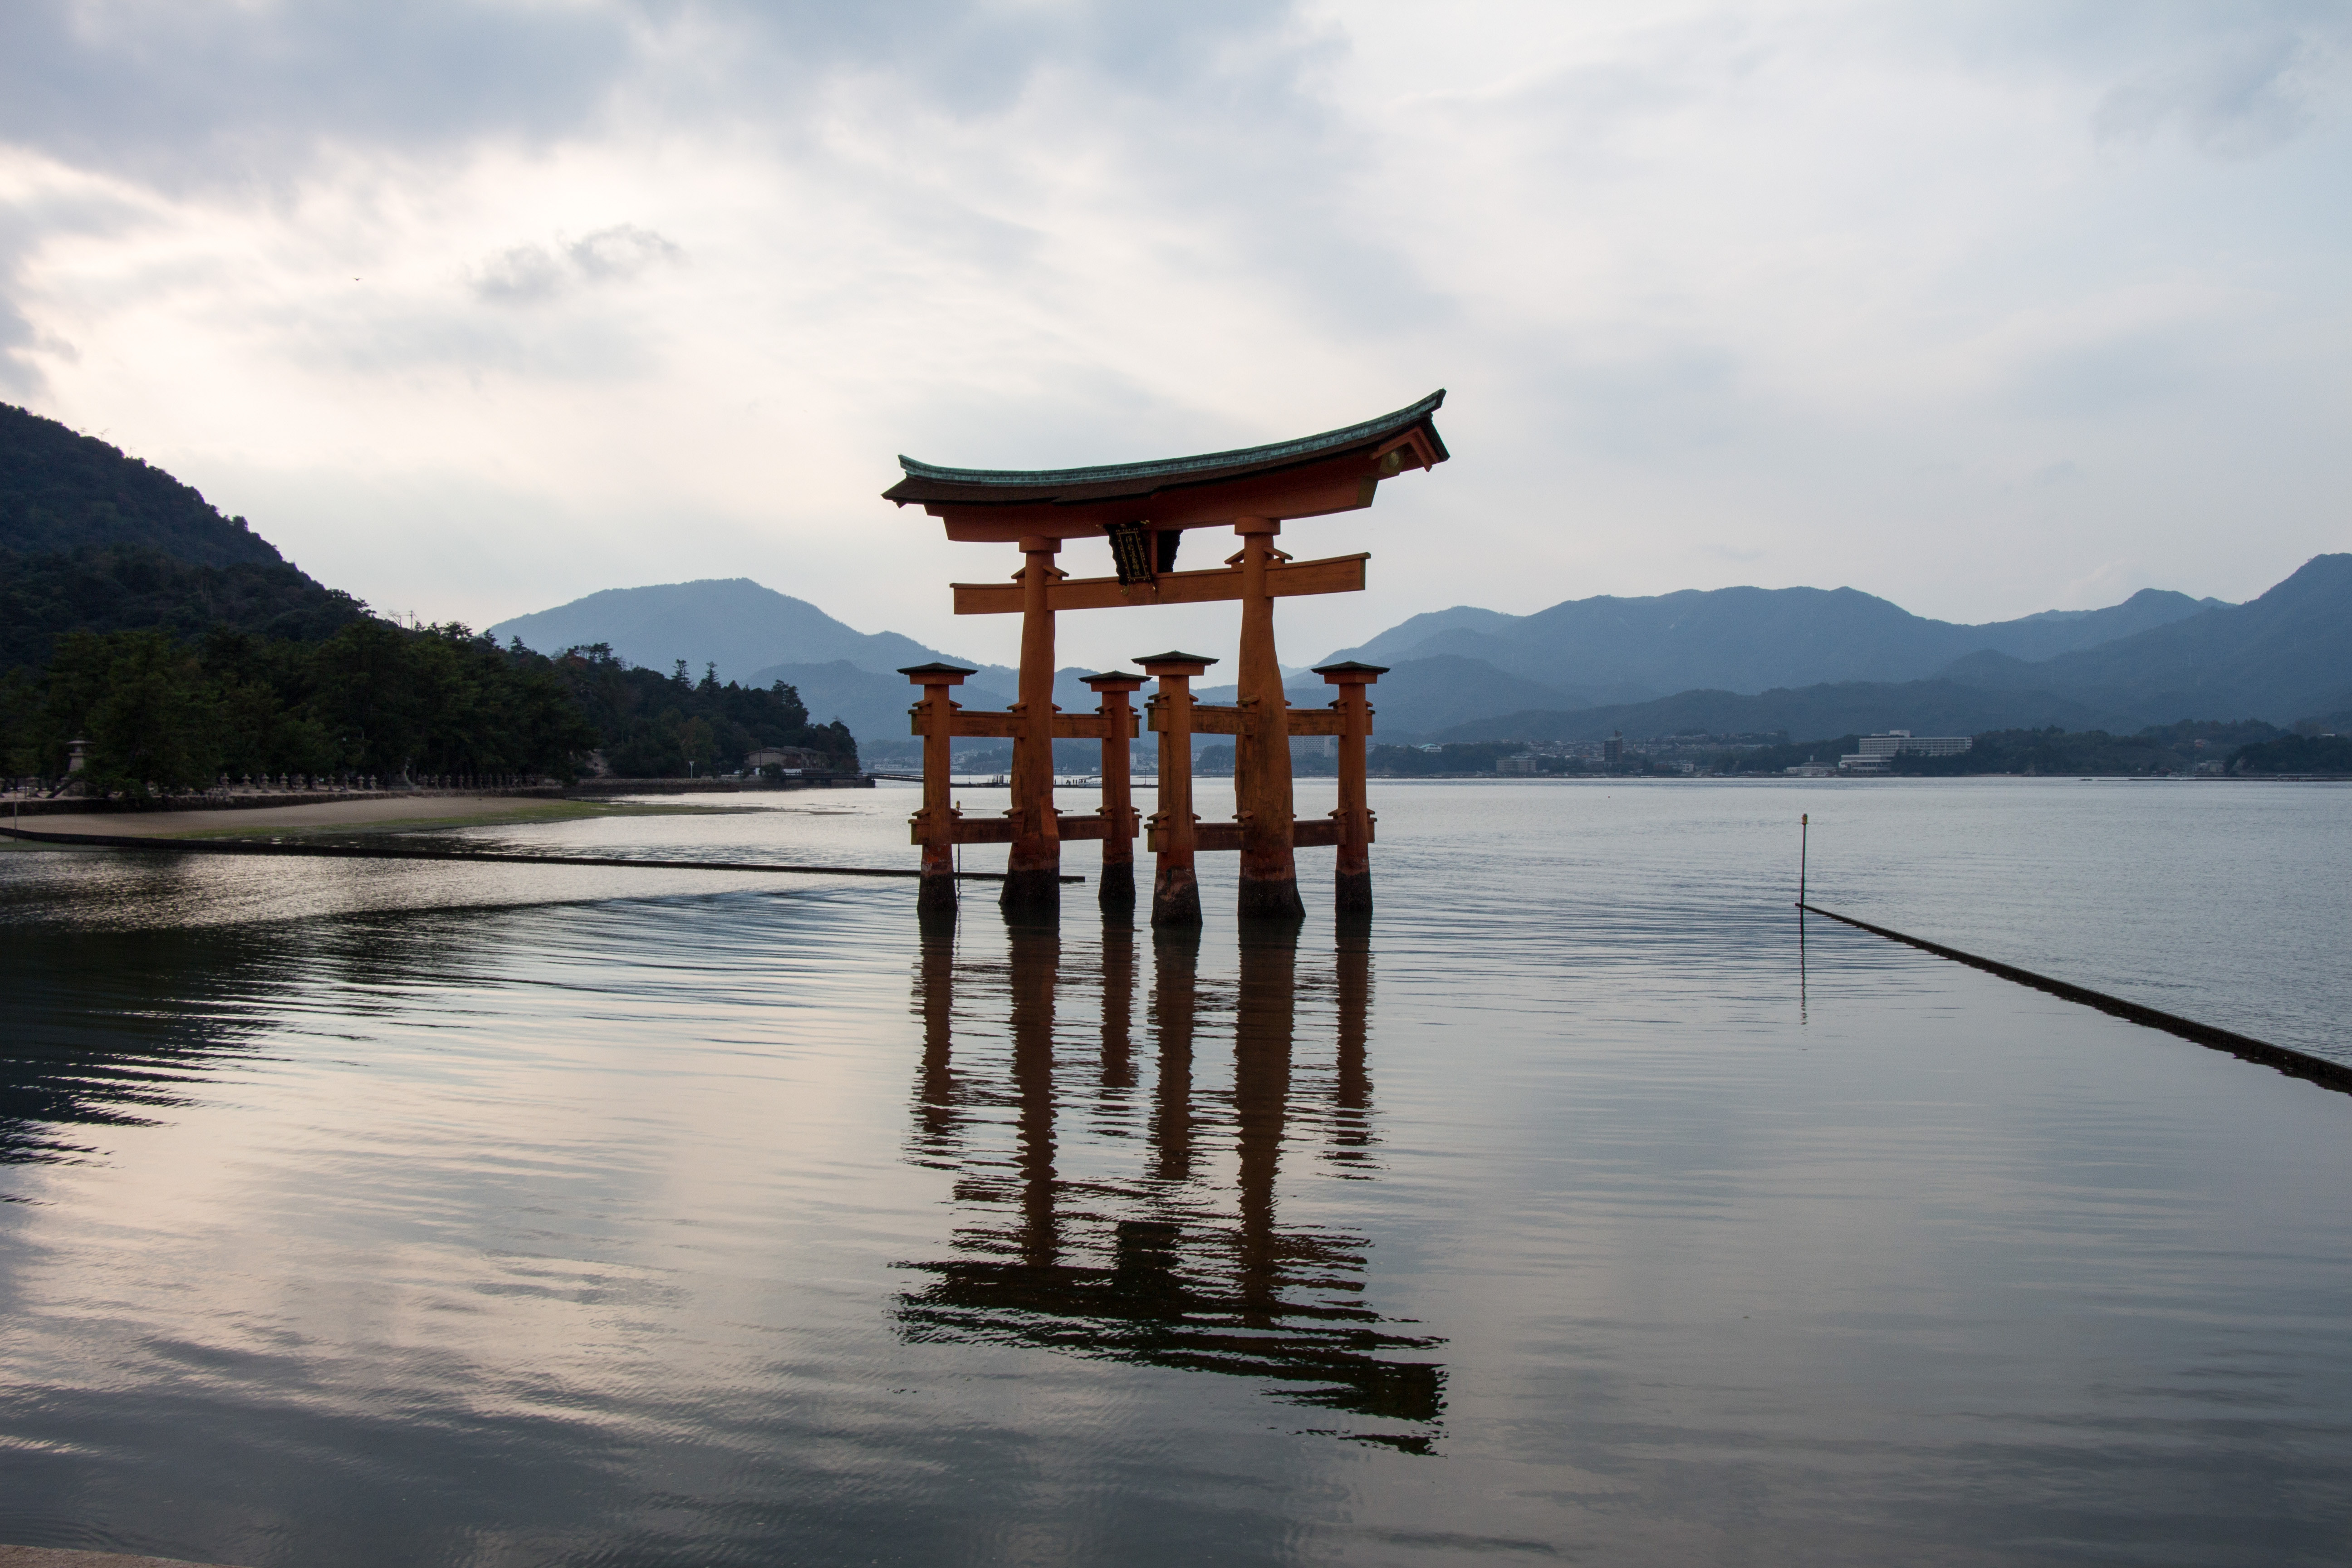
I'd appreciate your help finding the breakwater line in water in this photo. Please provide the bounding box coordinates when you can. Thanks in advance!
[1799,901,2350,1095]
[0,824,1083,883]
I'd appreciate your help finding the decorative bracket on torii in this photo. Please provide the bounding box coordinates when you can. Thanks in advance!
[885,391,1447,924]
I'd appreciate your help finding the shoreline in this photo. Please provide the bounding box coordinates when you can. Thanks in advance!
[0,794,748,842]
[0,774,876,822]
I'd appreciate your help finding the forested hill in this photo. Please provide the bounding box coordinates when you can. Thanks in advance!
[0,407,857,786]
[0,548,368,672]
[2,402,283,565]
[1,403,367,670]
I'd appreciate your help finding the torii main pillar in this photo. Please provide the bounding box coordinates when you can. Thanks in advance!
[1002,536,1064,911]
[1231,517,1302,920]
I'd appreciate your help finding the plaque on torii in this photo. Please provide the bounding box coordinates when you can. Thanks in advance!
[885,391,1448,924]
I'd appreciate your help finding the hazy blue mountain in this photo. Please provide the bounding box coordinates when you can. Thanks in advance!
[2,402,288,568]
[1432,680,2101,747]
[497,553,2345,760]
[489,578,1012,687]
[1323,583,2226,698]
[1934,554,2352,729]
[1428,556,2352,745]
[1324,604,1523,663]
[1258,655,1633,744]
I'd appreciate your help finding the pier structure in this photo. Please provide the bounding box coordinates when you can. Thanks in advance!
[887,392,1449,920]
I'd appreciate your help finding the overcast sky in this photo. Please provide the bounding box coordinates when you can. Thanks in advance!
[3,0,2346,669]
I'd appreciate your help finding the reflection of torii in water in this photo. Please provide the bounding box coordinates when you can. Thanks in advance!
[898,919,1443,1443]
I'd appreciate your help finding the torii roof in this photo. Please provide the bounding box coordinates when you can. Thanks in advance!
[884,391,1448,542]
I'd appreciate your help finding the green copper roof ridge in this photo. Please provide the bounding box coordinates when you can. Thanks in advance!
[895,390,1445,488]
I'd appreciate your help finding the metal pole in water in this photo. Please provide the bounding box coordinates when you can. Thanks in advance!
[1799,813,1808,905]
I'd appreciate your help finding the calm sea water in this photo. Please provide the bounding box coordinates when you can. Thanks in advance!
[1,779,2347,1566]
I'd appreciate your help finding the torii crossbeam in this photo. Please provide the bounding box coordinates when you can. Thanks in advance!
[885,391,1449,923]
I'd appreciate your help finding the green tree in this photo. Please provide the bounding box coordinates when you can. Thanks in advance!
[42,630,221,797]
[309,617,430,778]
[2235,733,2352,773]
[0,666,35,779]
[680,715,719,773]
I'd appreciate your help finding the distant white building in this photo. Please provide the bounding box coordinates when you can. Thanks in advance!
[1496,753,1539,775]
[1839,731,1972,773]
[1857,731,1973,757]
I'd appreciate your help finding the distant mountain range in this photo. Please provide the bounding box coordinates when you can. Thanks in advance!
[486,578,1611,751]
[1427,555,2352,745]
[487,578,1014,690]
[1934,555,2352,728]
[485,554,2348,752]
[16,397,2336,753]
[486,579,1031,748]
[1319,583,2228,701]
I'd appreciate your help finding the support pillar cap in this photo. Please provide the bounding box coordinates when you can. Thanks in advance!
[1136,650,1219,677]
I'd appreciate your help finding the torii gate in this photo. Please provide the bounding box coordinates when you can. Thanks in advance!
[886,391,1449,923]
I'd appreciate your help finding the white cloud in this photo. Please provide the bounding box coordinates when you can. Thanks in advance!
[470,224,683,305]
[567,222,682,280]
[472,243,567,304]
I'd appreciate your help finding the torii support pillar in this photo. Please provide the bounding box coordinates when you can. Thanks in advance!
[1139,651,1215,928]
[902,661,979,916]
[1004,537,1064,914]
[1314,660,1386,914]
[1083,670,1146,912]
[1233,517,1303,922]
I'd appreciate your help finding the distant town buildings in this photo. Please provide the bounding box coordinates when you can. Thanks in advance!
[1387,730,1789,777]
[1838,731,1973,774]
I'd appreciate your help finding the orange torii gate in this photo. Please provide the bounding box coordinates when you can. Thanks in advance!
[886,392,1449,923]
